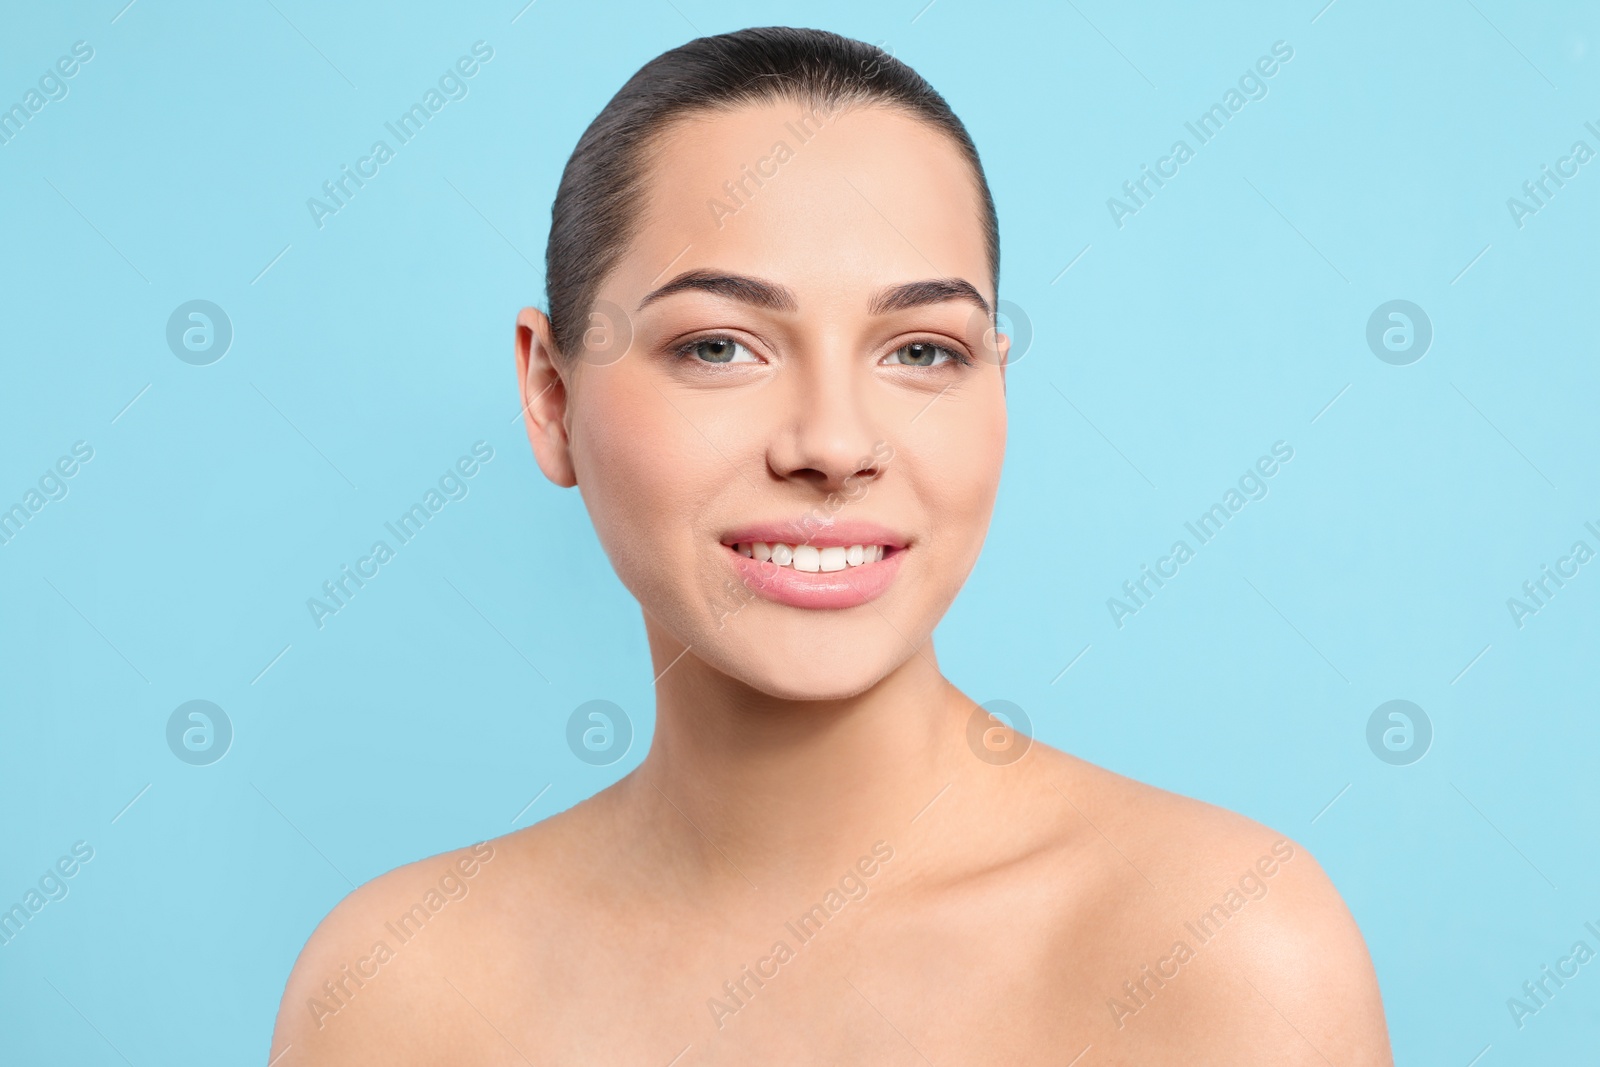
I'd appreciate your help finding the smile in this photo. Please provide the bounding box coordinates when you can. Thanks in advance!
[718,522,909,610]
[730,541,889,572]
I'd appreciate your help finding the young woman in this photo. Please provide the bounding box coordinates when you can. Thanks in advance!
[273,26,1391,1065]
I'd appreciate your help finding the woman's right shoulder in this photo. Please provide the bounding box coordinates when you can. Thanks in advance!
[266,809,594,1065]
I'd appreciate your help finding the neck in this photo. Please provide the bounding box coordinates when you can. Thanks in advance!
[620,614,968,892]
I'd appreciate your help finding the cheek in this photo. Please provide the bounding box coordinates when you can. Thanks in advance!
[568,377,730,600]
[923,393,1006,540]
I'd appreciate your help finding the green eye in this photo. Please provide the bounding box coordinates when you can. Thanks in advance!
[681,338,757,364]
[886,341,959,367]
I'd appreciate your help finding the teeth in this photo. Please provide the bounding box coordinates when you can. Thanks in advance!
[731,542,891,570]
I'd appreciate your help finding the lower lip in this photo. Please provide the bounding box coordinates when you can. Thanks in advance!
[722,544,906,610]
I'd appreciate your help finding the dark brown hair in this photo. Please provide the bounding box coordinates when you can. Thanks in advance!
[544,25,1000,360]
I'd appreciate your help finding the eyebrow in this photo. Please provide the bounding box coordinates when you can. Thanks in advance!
[636,269,991,319]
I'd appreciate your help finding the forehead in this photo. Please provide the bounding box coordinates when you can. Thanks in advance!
[611,100,991,307]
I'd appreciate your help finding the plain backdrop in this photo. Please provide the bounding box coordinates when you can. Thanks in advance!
[1,0,1597,1062]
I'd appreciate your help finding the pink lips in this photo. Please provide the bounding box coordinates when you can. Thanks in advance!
[720,518,909,610]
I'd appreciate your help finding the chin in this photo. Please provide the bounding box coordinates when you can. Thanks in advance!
[719,651,898,702]
[693,616,916,703]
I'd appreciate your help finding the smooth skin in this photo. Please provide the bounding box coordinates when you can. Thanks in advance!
[271,100,1391,1065]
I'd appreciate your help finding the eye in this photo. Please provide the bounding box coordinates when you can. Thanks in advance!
[883,341,966,368]
[677,337,759,364]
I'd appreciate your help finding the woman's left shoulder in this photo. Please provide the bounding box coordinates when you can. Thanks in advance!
[1025,746,1393,1062]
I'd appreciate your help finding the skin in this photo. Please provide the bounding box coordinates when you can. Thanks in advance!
[270,99,1392,1065]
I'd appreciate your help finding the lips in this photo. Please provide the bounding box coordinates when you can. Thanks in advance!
[719,518,909,610]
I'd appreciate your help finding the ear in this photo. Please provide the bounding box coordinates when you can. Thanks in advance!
[991,325,1011,396]
[994,327,1012,370]
[515,306,578,488]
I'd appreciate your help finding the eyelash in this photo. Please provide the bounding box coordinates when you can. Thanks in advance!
[670,336,974,368]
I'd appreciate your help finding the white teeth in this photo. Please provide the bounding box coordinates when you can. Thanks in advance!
[732,542,891,571]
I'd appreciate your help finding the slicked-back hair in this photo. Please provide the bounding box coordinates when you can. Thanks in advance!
[544,25,1000,361]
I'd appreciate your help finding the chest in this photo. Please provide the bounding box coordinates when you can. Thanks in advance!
[479,890,1136,1065]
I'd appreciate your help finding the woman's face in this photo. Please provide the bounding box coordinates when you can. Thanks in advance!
[520,100,1008,701]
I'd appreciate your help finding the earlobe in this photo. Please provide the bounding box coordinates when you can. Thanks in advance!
[515,306,578,488]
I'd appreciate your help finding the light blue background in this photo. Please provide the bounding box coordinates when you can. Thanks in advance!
[2,1,1596,1062]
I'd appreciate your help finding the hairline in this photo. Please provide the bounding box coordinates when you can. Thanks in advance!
[558,95,999,365]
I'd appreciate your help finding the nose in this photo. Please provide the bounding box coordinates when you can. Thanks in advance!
[766,361,884,496]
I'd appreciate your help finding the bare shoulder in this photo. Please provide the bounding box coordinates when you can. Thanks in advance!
[267,805,598,1067]
[267,837,500,1065]
[1024,745,1392,1064]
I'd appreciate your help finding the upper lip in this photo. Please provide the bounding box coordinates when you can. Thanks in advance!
[720,517,909,550]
